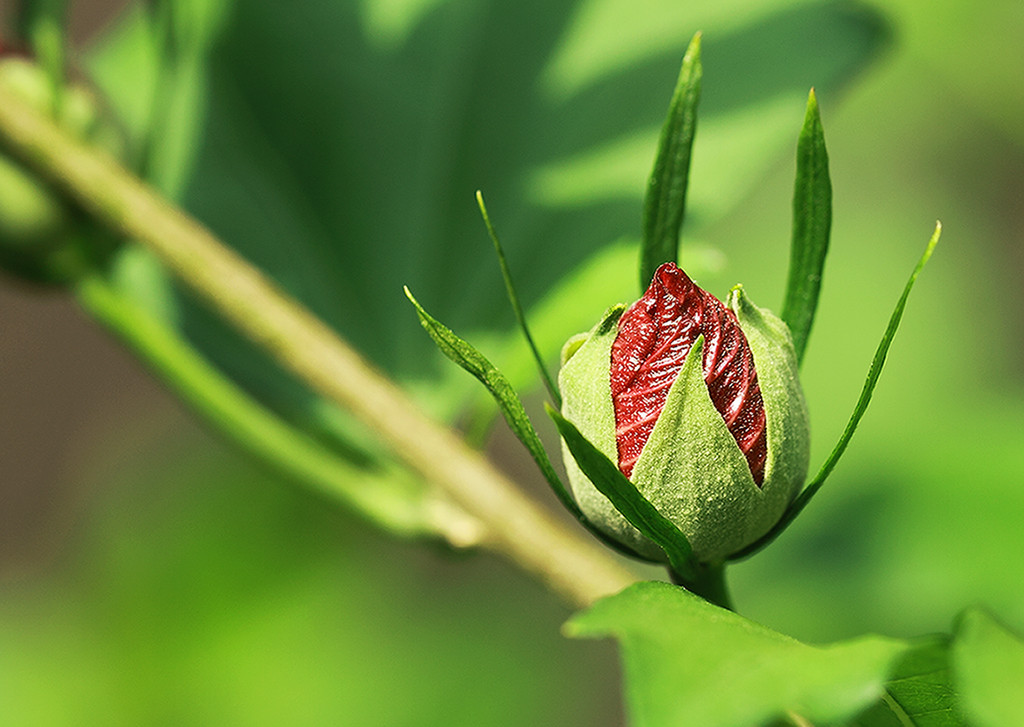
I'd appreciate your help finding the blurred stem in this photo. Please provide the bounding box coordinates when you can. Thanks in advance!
[0,84,637,609]
[75,272,484,548]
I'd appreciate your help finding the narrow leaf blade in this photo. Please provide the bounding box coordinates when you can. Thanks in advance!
[730,222,941,560]
[476,190,560,406]
[640,31,702,290]
[404,287,581,517]
[548,405,695,579]
[783,89,833,364]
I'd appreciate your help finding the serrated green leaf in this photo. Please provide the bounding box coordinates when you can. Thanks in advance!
[547,407,695,579]
[852,637,961,727]
[736,222,941,557]
[782,88,832,364]
[951,608,1024,727]
[404,286,581,518]
[640,31,702,290]
[566,581,908,727]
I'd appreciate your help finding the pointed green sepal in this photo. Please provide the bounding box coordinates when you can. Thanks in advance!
[640,31,702,290]
[476,191,560,405]
[403,286,579,517]
[783,88,832,365]
[731,222,941,560]
[548,404,696,579]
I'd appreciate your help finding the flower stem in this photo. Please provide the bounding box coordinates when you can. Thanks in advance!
[671,563,733,611]
[0,82,637,609]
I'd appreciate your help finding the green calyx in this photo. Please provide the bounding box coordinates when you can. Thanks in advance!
[558,287,810,564]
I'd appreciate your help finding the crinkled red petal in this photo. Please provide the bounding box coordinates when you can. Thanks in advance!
[610,263,767,485]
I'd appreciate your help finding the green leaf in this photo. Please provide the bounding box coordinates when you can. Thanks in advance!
[852,637,961,726]
[639,31,702,290]
[83,1,886,432]
[733,222,941,559]
[547,407,695,579]
[404,286,581,518]
[566,581,908,727]
[782,88,832,364]
[476,190,560,406]
[951,608,1024,727]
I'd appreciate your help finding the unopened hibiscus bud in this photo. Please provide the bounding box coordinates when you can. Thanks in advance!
[559,263,810,563]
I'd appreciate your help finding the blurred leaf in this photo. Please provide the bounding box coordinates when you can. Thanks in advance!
[405,286,580,517]
[852,637,960,726]
[81,0,888,427]
[639,31,701,290]
[567,580,907,727]
[951,608,1024,727]
[86,0,234,326]
[86,0,233,199]
[548,407,693,575]
[0,423,622,726]
[782,88,831,364]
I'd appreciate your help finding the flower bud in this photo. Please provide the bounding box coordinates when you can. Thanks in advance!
[559,263,809,563]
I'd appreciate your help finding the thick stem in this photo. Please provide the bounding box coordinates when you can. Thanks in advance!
[0,83,637,609]
[671,563,733,611]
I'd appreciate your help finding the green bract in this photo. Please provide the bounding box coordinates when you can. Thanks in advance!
[558,287,810,563]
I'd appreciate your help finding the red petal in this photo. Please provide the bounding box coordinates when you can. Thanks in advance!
[610,263,767,484]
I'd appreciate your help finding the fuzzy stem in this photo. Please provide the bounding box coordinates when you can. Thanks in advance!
[0,83,637,609]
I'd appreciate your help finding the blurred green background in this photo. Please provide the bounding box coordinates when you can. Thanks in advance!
[0,0,1021,723]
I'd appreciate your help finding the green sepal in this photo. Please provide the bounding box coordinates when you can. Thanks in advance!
[559,305,670,560]
[731,223,941,560]
[639,31,702,290]
[403,286,579,517]
[476,190,560,406]
[548,405,696,579]
[783,88,832,364]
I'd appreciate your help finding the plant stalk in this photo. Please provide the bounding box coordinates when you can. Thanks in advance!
[0,83,637,609]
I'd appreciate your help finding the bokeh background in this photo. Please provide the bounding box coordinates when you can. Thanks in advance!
[0,0,1022,723]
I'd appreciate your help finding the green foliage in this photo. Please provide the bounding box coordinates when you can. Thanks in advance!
[548,406,695,577]
[475,191,561,405]
[568,581,907,726]
[951,609,1024,726]
[639,31,702,289]
[84,0,888,423]
[0,428,620,726]
[853,646,958,726]
[733,223,941,560]
[7,0,1024,724]
[782,89,831,364]
[404,285,579,517]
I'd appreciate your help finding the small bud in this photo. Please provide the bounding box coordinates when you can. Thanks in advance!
[559,263,810,563]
